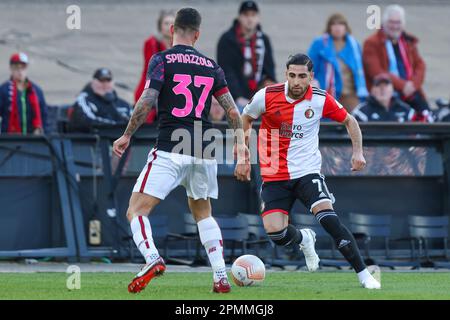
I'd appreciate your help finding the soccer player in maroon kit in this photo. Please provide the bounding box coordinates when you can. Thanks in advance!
[242,53,380,289]
[113,8,250,294]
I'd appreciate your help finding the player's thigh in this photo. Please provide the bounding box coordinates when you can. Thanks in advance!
[183,158,218,202]
[188,197,212,222]
[294,173,335,214]
[126,192,161,221]
[130,149,183,216]
[260,181,295,233]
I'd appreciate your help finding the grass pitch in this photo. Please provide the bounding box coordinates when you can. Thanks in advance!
[1,271,450,300]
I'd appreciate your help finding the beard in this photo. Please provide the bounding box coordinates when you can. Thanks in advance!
[288,86,307,100]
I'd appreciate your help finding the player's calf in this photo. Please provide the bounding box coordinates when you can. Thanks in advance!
[315,209,381,288]
[197,216,231,293]
[267,224,302,247]
[267,225,320,271]
[130,215,161,264]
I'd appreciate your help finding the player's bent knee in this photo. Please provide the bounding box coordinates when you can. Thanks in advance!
[263,218,288,234]
[126,209,139,223]
[311,200,333,215]
[126,193,160,222]
[262,211,288,234]
[264,223,284,234]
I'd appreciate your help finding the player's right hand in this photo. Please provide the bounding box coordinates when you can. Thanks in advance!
[235,162,251,182]
[113,135,130,158]
[234,144,251,181]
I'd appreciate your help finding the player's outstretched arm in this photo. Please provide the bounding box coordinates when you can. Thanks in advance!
[216,92,243,131]
[216,92,250,181]
[342,113,366,171]
[113,88,159,157]
[242,114,255,149]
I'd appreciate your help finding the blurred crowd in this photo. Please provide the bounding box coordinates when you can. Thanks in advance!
[1,1,449,136]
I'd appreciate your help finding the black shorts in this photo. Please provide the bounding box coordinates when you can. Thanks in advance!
[260,173,335,217]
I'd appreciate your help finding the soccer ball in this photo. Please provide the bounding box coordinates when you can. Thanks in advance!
[231,254,265,286]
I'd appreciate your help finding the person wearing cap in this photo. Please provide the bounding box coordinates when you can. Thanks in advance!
[217,1,276,111]
[0,52,48,135]
[69,68,132,132]
[352,73,416,122]
[363,5,431,116]
[308,13,368,113]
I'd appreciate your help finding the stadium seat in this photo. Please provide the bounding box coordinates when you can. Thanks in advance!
[408,215,450,268]
[148,215,170,259]
[349,213,420,269]
[292,213,350,270]
[215,215,249,263]
[165,213,204,266]
[237,212,273,265]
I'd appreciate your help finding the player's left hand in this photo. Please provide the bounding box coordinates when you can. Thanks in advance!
[113,134,130,158]
[351,152,366,171]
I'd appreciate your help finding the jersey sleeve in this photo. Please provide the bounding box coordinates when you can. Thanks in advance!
[322,93,348,122]
[242,88,266,119]
[212,65,229,98]
[144,53,165,92]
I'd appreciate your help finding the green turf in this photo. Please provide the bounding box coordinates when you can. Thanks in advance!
[1,271,450,300]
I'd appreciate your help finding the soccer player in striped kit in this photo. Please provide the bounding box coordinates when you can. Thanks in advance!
[113,8,250,294]
[241,53,380,289]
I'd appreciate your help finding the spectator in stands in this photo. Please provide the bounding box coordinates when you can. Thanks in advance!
[69,68,131,132]
[134,9,175,123]
[352,73,414,122]
[308,13,368,112]
[0,52,48,135]
[217,1,276,111]
[435,98,450,122]
[363,5,432,120]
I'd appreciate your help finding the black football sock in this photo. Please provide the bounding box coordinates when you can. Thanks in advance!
[316,210,366,273]
[267,224,303,248]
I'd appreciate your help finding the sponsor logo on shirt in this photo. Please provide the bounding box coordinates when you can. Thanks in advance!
[280,122,303,139]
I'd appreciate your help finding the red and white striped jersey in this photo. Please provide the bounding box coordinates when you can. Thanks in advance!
[243,82,347,182]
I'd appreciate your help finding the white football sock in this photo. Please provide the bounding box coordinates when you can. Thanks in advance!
[130,215,160,264]
[197,217,227,281]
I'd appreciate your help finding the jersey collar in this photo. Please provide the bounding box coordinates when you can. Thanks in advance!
[284,82,313,104]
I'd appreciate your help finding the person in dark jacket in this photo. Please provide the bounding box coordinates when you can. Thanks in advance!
[352,73,415,122]
[217,1,276,111]
[69,68,131,132]
[0,52,48,135]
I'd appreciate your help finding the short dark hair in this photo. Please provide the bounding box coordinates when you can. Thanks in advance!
[286,53,313,71]
[174,8,201,32]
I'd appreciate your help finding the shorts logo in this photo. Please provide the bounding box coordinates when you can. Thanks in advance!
[305,108,314,119]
